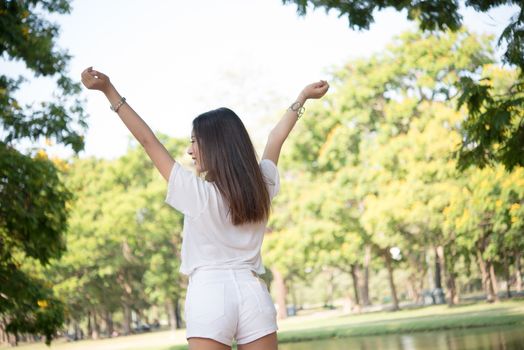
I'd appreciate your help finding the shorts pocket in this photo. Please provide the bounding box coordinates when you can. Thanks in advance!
[186,281,225,323]
[253,280,277,315]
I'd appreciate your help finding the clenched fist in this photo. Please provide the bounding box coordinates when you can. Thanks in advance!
[301,80,329,100]
[81,67,111,92]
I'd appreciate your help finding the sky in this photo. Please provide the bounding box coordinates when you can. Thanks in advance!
[4,0,519,160]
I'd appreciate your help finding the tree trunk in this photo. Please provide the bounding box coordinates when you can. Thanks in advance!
[406,274,419,304]
[91,310,99,339]
[325,270,335,307]
[87,311,92,337]
[489,262,500,302]
[426,248,435,289]
[384,249,400,311]
[350,264,361,307]
[74,321,82,340]
[164,302,171,328]
[436,245,458,306]
[444,245,459,306]
[515,250,522,292]
[361,245,372,306]
[271,267,288,319]
[434,247,442,289]
[418,251,427,303]
[105,311,113,337]
[122,304,132,335]
[166,299,177,331]
[477,247,496,302]
[504,253,512,298]
[446,244,460,305]
[406,250,426,304]
[8,334,17,347]
[445,262,459,307]
[0,318,6,344]
[175,296,183,329]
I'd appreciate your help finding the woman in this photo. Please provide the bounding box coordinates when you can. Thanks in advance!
[81,67,329,350]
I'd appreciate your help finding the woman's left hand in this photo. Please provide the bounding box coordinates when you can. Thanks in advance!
[301,80,329,100]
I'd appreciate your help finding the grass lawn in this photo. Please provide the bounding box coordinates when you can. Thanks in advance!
[4,299,524,350]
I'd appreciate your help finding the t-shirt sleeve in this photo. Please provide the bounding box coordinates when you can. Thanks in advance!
[165,162,209,217]
[260,159,280,200]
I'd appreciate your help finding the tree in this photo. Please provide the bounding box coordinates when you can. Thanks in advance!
[283,0,524,170]
[264,24,523,311]
[276,28,522,310]
[48,137,187,337]
[443,165,524,302]
[1,0,86,344]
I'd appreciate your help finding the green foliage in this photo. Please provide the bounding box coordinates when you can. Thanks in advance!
[0,1,87,152]
[0,145,69,263]
[268,29,523,307]
[283,0,524,170]
[443,166,524,264]
[457,75,524,171]
[48,136,187,331]
[283,0,462,31]
[0,0,86,343]
[2,265,65,346]
[0,144,69,344]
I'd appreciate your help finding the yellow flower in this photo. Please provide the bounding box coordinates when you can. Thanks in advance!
[52,157,69,171]
[36,149,47,159]
[37,300,48,309]
[495,200,503,208]
[510,203,521,212]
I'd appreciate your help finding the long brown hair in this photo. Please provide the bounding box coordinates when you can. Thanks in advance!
[192,107,270,225]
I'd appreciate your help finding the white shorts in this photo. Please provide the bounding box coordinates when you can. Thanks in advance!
[185,268,278,346]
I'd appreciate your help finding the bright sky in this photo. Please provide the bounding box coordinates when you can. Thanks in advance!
[4,0,518,159]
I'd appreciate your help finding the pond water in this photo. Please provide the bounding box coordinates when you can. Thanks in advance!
[278,325,524,350]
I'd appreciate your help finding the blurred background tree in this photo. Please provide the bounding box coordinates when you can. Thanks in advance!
[266,28,523,316]
[283,0,524,170]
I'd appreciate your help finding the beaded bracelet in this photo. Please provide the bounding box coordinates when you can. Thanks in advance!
[289,101,305,119]
[110,97,126,112]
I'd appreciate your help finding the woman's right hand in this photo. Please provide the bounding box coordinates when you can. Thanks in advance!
[81,67,111,92]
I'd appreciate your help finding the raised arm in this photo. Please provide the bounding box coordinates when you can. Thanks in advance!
[81,67,174,181]
[262,80,329,165]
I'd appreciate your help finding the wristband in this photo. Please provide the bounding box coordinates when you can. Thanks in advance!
[110,97,126,112]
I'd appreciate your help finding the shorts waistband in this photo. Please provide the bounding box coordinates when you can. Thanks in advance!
[189,267,259,283]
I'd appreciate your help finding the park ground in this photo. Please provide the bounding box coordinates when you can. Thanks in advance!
[3,299,524,350]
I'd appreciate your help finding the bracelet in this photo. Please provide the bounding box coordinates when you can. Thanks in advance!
[110,97,126,112]
[289,101,305,119]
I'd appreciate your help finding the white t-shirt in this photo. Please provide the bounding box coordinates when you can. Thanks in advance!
[165,159,280,276]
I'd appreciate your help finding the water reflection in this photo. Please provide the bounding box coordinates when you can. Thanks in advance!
[279,325,524,350]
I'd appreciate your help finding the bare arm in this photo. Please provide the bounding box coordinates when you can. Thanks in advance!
[262,80,329,165]
[81,67,174,181]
